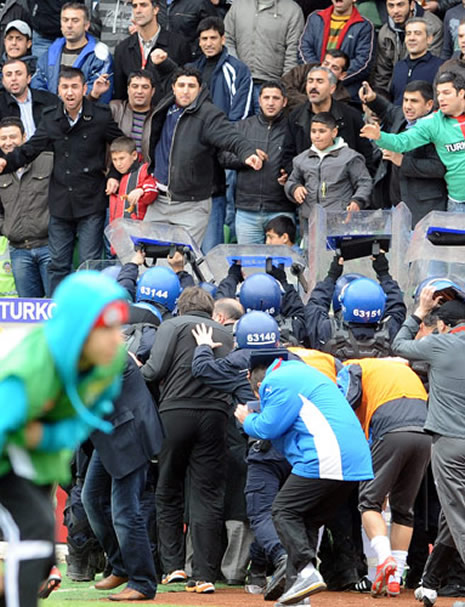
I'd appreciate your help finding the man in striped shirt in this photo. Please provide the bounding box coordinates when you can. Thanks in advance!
[94,68,156,163]
[299,0,375,100]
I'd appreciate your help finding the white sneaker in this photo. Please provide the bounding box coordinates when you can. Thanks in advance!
[414,585,437,606]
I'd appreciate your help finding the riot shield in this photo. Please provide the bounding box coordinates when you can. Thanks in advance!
[406,210,465,306]
[104,218,214,283]
[204,244,308,293]
[307,204,411,295]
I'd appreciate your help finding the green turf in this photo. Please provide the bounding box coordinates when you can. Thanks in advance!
[40,565,237,606]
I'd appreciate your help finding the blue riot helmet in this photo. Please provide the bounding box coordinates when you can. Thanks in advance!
[136,267,181,311]
[132,301,163,323]
[414,277,465,303]
[100,264,122,281]
[332,273,364,312]
[239,273,282,316]
[235,311,280,349]
[340,278,387,324]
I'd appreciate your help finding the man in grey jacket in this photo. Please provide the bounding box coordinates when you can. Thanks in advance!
[0,116,51,297]
[224,0,304,112]
[392,287,465,607]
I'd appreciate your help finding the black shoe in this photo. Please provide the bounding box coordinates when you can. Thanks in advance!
[264,555,288,601]
[438,584,465,597]
[66,537,101,582]
[349,576,372,593]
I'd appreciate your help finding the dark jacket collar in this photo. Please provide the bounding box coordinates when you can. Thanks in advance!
[54,96,95,123]
[257,109,286,126]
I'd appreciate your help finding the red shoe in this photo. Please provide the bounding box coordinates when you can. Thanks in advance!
[371,556,397,597]
[38,566,62,599]
[387,580,401,596]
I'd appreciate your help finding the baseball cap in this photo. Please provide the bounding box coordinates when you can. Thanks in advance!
[5,20,32,39]
[436,299,465,326]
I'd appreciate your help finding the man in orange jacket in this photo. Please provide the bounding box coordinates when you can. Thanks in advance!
[339,357,431,598]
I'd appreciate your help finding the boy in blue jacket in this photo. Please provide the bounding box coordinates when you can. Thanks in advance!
[235,354,373,605]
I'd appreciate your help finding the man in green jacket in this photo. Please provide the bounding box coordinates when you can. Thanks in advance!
[361,71,465,209]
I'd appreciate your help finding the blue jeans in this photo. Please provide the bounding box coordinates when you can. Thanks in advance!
[235,209,295,244]
[32,32,54,61]
[245,450,291,566]
[9,245,50,298]
[202,195,226,254]
[81,451,157,597]
[47,213,105,296]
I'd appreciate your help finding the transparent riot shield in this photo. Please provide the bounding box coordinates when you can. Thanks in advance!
[104,218,215,283]
[405,211,465,306]
[307,204,411,296]
[204,244,308,294]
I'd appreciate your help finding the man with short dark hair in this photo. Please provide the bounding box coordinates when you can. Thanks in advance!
[373,0,443,93]
[299,0,375,100]
[144,66,263,245]
[359,78,447,221]
[0,116,52,297]
[0,66,124,294]
[220,81,295,244]
[190,16,252,121]
[31,2,114,103]
[114,0,191,103]
[283,66,375,175]
[361,71,465,209]
[0,59,57,139]
[390,17,444,105]
[189,15,253,252]
[91,69,156,162]
[141,286,234,592]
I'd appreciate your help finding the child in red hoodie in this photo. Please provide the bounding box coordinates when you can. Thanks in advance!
[109,136,158,222]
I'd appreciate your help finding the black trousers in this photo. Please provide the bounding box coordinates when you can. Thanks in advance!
[155,408,228,582]
[272,474,356,576]
[0,472,55,607]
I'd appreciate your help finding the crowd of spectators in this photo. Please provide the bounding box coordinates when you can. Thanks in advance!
[0,0,462,296]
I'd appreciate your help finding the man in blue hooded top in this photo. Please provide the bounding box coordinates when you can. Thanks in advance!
[235,354,373,606]
[0,270,129,607]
